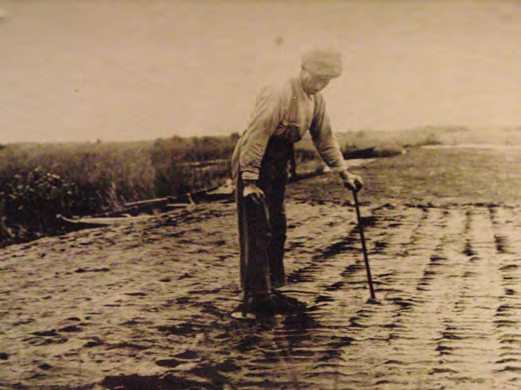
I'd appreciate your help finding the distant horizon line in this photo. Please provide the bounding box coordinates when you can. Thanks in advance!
[3,124,520,145]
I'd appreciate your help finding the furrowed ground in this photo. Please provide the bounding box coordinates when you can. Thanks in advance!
[0,147,520,389]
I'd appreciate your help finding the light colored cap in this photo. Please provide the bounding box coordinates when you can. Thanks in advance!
[301,49,342,78]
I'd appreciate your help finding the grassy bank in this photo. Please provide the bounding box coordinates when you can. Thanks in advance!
[0,135,238,246]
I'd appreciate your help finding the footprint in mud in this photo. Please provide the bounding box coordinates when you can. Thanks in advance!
[324,281,345,292]
[175,296,191,304]
[59,325,83,332]
[74,267,110,273]
[106,342,150,351]
[101,373,211,390]
[494,366,521,374]
[436,343,454,356]
[494,319,517,328]
[347,317,365,328]
[373,240,388,252]
[387,297,417,310]
[31,329,59,337]
[189,287,222,296]
[499,334,521,347]
[315,294,335,304]
[314,236,359,261]
[156,322,201,336]
[287,268,313,283]
[423,269,437,277]
[84,337,104,348]
[38,363,54,371]
[340,263,365,278]
[496,305,517,315]
[156,349,200,368]
[430,254,447,265]
[440,331,464,341]
[287,241,305,249]
[124,292,147,297]
[494,235,511,254]
[463,240,477,257]
[361,215,378,227]
[27,329,68,346]
[500,264,518,272]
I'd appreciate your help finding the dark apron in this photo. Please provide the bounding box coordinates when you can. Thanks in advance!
[236,81,303,299]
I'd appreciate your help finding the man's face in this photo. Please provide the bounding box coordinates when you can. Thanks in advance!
[300,69,332,95]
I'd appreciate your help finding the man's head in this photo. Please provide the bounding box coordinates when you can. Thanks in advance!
[300,49,342,95]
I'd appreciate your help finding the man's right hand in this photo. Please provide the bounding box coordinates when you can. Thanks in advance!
[243,182,265,204]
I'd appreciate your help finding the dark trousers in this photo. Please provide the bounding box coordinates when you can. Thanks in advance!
[236,138,292,298]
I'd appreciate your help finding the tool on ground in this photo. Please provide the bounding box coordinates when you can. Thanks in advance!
[352,190,376,301]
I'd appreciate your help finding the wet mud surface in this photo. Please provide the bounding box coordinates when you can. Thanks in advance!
[2,148,521,389]
[1,196,520,389]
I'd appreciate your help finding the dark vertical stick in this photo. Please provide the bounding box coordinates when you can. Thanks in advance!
[352,190,376,300]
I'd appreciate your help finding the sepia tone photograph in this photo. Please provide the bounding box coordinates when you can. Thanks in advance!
[0,0,520,389]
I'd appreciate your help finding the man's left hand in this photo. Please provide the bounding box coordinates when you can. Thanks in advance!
[342,172,364,193]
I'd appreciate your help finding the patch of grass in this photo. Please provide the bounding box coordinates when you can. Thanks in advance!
[288,147,521,206]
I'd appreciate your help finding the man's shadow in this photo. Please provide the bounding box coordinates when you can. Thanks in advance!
[233,292,345,359]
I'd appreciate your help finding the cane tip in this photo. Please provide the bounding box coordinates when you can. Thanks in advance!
[366,298,381,305]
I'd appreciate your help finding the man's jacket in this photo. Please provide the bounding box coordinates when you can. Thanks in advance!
[231,77,346,182]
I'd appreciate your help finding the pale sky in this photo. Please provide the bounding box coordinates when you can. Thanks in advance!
[0,0,518,143]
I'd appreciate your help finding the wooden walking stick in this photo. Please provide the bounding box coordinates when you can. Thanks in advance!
[352,190,376,301]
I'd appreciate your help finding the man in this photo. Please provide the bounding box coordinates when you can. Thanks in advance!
[231,48,363,314]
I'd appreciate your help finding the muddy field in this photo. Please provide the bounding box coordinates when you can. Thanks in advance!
[1,147,521,389]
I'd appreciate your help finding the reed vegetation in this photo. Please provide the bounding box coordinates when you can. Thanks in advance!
[0,135,240,246]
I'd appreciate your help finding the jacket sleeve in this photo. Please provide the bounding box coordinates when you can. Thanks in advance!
[309,94,347,173]
[238,86,284,181]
